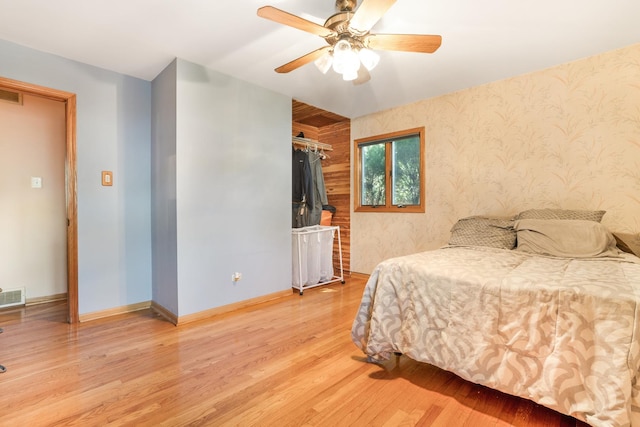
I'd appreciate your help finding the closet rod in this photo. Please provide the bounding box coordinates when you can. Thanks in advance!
[292,136,333,151]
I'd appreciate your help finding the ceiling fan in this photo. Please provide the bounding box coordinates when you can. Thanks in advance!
[257,0,442,84]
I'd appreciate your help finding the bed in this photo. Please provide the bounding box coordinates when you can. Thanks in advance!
[351,209,640,427]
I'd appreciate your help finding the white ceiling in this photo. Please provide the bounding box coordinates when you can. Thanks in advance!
[1,0,639,118]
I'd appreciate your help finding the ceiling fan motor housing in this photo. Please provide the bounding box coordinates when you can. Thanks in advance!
[324,12,360,47]
[336,0,357,12]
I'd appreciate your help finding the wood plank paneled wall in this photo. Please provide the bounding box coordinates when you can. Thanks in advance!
[292,100,351,274]
[318,121,350,274]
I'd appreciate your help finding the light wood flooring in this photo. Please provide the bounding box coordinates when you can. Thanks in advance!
[0,276,589,426]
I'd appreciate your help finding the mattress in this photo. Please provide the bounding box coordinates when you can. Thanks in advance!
[351,246,640,426]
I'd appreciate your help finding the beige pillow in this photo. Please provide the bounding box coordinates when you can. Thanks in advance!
[449,216,516,249]
[515,219,618,258]
[613,232,640,257]
[515,208,606,222]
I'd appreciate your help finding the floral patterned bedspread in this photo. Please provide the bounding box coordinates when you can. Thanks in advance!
[351,246,640,426]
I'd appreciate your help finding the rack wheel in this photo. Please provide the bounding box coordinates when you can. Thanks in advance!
[299,290,303,295]
[0,365,5,373]
[341,280,345,284]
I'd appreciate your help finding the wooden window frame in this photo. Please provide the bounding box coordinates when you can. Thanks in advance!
[354,127,425,213]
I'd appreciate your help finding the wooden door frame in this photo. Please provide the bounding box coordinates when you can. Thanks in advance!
[0,76,78,323]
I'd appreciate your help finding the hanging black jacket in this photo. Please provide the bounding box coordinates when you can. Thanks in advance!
[292,148,314,209]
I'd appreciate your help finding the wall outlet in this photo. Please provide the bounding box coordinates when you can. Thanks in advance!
[232,272,242,282]
[30,176,42,188]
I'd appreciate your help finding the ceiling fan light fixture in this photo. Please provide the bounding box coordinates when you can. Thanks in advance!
[331,39,351,74]
[342,68,358,81]
[314,52,333,74]
[332,39,360,77]
[358,48,380,71]
[257,2,443,83]
[345,52,360,73]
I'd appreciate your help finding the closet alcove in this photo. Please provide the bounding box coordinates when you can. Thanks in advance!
[292,99,351,275]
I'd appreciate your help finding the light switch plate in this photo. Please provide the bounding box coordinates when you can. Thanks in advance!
[102,171,113,186]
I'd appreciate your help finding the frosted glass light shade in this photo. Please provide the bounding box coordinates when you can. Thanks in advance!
[358,48,380,71]
[325,39,368,80]
[332,39,351,74]
[314,52,333,74]
[343,68,358,81]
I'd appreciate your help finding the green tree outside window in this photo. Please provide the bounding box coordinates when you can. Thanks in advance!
[355,128,425,213]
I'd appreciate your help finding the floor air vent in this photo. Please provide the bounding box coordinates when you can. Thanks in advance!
[0,288,26,308]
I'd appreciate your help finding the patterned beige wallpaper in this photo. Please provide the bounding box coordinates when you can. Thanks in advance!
[351,43,640,274]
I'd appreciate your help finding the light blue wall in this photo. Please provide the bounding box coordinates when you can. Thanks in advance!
[150,60,179,314]
[174,59,291,316]
[1,39,292,319]
[0,39,152,315]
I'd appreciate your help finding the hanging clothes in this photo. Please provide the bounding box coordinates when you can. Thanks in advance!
[292,147,314,228]
[305,150,328,226]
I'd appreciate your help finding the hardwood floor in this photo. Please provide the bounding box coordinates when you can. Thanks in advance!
[0,277,589,426]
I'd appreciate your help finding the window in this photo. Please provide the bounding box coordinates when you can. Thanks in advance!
[354,127,425,213]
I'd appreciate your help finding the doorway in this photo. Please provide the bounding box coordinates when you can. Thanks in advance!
[0,76,78,323]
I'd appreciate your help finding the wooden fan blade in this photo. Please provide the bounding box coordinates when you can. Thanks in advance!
[275,46,331,73]
[353,67,371,85]
[257,6,335,38]
[349,0,397,33]
[367,34,442,53]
